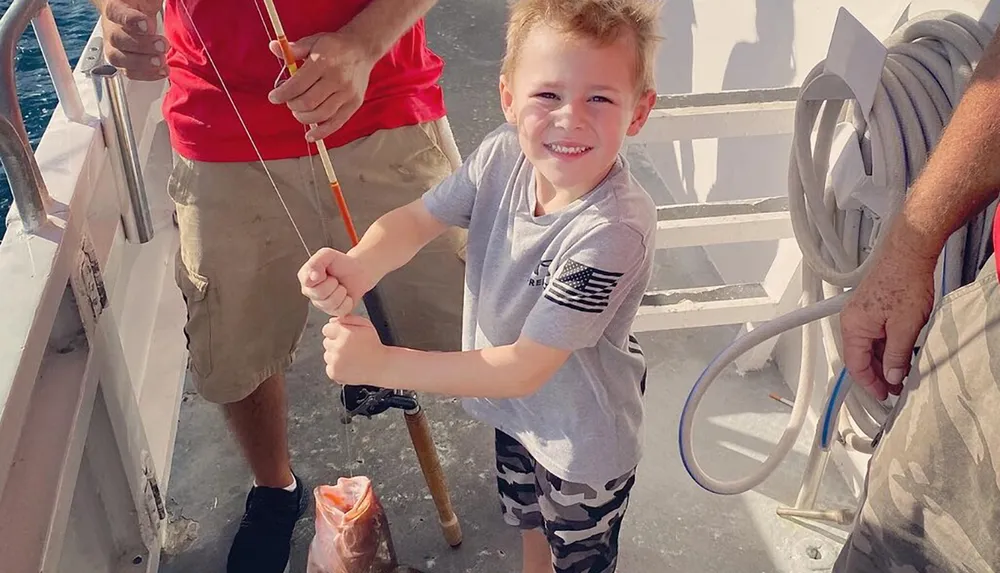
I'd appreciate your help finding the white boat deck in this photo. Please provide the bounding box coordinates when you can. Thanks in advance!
[159,280,857,573]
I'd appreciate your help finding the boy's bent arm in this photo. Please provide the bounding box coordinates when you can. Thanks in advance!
[348,198,448,287]
[375,336,570,399]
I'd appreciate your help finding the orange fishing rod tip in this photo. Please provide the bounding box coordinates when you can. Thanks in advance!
[328,182,360,245]
[274,35,300,72]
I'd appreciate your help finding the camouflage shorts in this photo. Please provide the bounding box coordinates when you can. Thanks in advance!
[834,257,1000,572]
[494,429,635,573]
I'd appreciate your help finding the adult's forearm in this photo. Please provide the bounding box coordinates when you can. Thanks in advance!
[890,29,1000,262]
[340,0,439,61]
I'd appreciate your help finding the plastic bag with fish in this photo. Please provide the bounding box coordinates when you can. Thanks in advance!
[306,475,401,573]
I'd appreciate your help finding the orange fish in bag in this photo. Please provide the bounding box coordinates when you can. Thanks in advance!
[307,476,400,573]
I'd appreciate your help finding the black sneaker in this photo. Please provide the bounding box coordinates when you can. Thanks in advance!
[226,472,309,573]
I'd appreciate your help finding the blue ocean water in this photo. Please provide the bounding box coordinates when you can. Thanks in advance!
[0,0,98,239]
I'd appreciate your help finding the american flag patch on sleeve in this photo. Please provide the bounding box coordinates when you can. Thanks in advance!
[544,259,624,313]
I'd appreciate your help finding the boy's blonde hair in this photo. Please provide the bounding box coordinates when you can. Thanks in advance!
[501,0,662,95]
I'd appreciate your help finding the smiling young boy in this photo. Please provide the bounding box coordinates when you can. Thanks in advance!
[298,1,661,571]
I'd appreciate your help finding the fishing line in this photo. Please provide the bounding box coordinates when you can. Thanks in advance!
[176,0,311,256]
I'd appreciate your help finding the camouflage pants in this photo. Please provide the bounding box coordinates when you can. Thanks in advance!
[834,257,1000,572]
[494,430,635,573]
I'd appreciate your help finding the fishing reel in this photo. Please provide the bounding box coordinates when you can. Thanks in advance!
[339,289,420,421]
[340,385,418,421]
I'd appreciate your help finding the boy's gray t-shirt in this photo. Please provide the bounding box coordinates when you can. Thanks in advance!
[422,124,655,484]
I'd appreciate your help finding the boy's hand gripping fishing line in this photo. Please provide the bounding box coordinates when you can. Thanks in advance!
[176,0,462,547]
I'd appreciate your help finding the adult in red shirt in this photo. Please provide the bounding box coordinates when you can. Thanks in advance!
[94,0,465,570]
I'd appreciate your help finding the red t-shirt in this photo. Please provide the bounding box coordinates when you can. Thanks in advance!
[161,0,446,162]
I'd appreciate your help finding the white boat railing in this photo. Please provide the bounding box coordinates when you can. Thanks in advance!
[0,1,186,571]
[632,87,804,372]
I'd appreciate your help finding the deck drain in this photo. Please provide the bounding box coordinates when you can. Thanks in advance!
[794,538,836,570]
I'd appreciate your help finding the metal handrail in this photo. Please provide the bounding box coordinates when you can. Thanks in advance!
[0,113,48,233]
[0,0,55,234]
[1,0,153,241]
[31,2,86,124]
[0,0,48,145]
[0,0,86,234]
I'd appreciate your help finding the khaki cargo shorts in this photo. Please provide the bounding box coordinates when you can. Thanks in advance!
[834,256,1000,572]
[168,118,466,404]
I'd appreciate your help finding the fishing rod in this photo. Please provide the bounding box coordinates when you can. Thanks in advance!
[256,1,419,418]
[258,0,463,547]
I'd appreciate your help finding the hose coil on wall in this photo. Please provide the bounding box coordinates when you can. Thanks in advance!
[679,10,995,496]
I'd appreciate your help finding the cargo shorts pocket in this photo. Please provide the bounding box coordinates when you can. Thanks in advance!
[175,257,214,379]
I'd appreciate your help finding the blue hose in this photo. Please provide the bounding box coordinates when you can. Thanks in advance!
[820,367,848,450]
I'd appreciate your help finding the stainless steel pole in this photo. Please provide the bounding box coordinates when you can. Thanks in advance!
[88,63,154,244]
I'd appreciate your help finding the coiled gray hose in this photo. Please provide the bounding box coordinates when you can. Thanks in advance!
[680,10,994,495]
